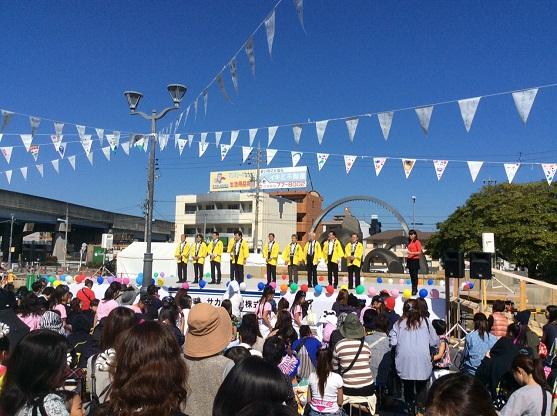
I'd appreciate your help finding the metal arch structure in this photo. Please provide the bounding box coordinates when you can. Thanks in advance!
[309,195,410,235]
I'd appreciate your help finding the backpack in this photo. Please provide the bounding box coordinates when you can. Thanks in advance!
[83,354,111,416]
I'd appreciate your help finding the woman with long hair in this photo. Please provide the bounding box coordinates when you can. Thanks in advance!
[406,230,422,296]
[0,330,80,416]
[461,313,498,375]
[389,299,438,416]
[306,348,344,415]
[238,313,264,353]
[255,285,275,338]
[96,282,122,323]
[332,289,355,317]
[290,291,306,329]
[269,310,298,345]
[500,355,551,416]
[98,321,188,416]
[49,285,71,333]
[17,293,43,331]
[159,303,185,347]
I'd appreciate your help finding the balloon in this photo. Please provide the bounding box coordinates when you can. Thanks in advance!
[318,276,325,282]
[106,276,114,284]
[406,279,411,285]
[48,276,56,283]
[157,278,165,286]
[391,288,399,298]
[52,280,62,288]
[430,289,440,299]
[239,282,247,291]
[388,278,393,284]
[181,282,190,290]
[399,278,405,285]
[136,275,143,285]
[74,275,83,284]
[280,284,288,293]
[403,289,412,298]
[314,284,323,295]
[340,284,348,291]
[427,279,434,286]
[301,284,308,293]
[137,272,143,278]
[59,274,66,281]
[269,281,277,289]
[257,282,265,291]
[281,274,287,281]
[204,272,211,278]
[123,278,130,285]
[326,285,334,295]
[368,286,377,296]
[199,280,207,289]
[97,276,104,285]
[159,272,165,278]
[246,274,252,279]
[419,289,428,298]
[290,283,298,293]
[377,277,383,284]
[151,279,156,285]
[468,282,475,289]
[355,285,365,295]
[65,275,74,284]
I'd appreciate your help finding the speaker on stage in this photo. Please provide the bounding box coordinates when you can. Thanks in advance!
[444,250,464,278]
[469,251,492,279]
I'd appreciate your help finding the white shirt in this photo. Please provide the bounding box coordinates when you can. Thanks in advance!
[351,242,356,254]
[195,242,201,255]
[238,342,263,357]
[328,240,335,255]
[308,371,343,413]
[290,243,296,255]
[180,241,185,251]
[234,239,241,255]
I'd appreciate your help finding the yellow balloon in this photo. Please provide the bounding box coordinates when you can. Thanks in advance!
[52,280,62,288]
[340,284,348,291]
[402,289,412,298]
[388,278,394,284]
[157,278,165,286]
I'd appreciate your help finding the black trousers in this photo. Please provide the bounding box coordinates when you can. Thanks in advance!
[211,261,221,284]
[266,264,277,283]
[306,255,317,287]
[327,255,339,287]
[407,258,420,294]
[402,379,428,410]
[232,264,244,283]
[348,265,361,289]
[177,262,187,282]
[194,263,203,282]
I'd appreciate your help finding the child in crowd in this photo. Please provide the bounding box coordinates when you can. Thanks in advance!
[431,320,451,382]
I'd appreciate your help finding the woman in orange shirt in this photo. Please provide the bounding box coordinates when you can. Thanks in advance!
[406,230,422,296]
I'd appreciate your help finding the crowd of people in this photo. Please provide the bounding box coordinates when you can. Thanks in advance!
[0,273,553,416]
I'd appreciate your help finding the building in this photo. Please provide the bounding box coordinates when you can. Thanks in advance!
[271,190,323,242]
[175,192,297,249]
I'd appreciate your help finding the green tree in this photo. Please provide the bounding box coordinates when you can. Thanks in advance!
[426,181,557,281]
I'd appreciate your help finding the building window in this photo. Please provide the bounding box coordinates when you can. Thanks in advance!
[204,204,216,210]
[184,227,197,235]
[226,228,237,234]
[184,204,197,214]
[227,203,240,210]
[241,202,252,213]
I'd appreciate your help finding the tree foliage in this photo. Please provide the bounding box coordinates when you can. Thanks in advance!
[426,181,557,280]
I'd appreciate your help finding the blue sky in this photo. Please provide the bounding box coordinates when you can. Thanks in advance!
[0,1,556,230]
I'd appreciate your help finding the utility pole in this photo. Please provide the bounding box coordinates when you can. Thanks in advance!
[411,196,416,230]
[252,142,262,253]
[64,205,69,268]
[7,214,14,267]
[203,212,207,237]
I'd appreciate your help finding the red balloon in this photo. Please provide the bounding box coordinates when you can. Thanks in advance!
[326,285,334,295]
[300,284,308,293]
[281,274,287,280]
[318,276,325,282]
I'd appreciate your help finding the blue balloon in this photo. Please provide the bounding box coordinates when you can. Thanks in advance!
[427,279,433,286]
[377,277,383,284]
[136,275,143,285]
[151,279,156,285]
[246,273,252,279]
[59,274,66,281]
[314,284,323,295]
[419,289,428,298]
[406,279,411,285]
[199,280,207,289]
[468,282,475,289]
[137,272,143,278]
[97,276,104,285]
[257,282,265,291]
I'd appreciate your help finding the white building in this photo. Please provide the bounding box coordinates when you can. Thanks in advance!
[174,192,297,248]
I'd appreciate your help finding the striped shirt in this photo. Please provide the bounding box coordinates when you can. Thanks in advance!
[333,338,374,389]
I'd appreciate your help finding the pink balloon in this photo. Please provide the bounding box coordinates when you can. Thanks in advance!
[122,278,130,285]
[399,278,405,285]
[367,287,377,297]
[181,282,190,290]
[431,289,440,299]
[269,281,277,289]
[391,288,399,298]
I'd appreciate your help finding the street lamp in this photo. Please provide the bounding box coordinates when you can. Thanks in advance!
[123,84,187,293]
[411,196,416,230]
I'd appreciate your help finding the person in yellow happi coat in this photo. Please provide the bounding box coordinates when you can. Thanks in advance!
[230,230,249,283]
[207,231,224,284]
[282,234,303,284]
[303,232,322,287]
[191,233,207,284]
[322,231,345,288]
[262,233,280,283]
[175,234,191,283]
[345,233,364,289]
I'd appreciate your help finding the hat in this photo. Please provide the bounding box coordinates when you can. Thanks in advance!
[40,311,65,335]
[120,288,138,306]
[185,303,232,358]
[384,297,396,311]
[515,310,531,325]
[339,313,365,339]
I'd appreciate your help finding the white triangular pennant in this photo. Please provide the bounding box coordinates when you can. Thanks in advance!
[36,164,44,177]
[30,145,39,161]
[345,118,359,143]
[51,159,59,174]
[467,161,483,183]
[20,166,27,181]
[81,135,93,155]
[458,97,481,132]
[55,142,67,159]
[377,112,394,140]
[158,134,169,151]
[542,163,557,185]
[121,142,130,155]
[268,126,278,146]
[177,138,187,155]
[87,151,94,165]
[402,159,416,179]
[512,88,538,124]
[203,90,208,116]
[504,163,520,184]
[230,130,239,147]
[102,146,111,161]
[293,0,305,31]
[248,128,258,146]
[54,122,64,136]
[200,132,207,146]
[199,142,209,157]
[264,9,276,56]
[20,134,33,152]
[5,170,12,184]
[187,134,194,148]
[242,146,253,163]
[1,147,13,164]
[29,116,41,136]
[315,120,328,145]
[317,153,329,171]
[75,124,86,138]
[68,155,76,170]
[291,151,302,167]
[51,134,62,148]
[433,160,448,180]
[373,157,386,176]
[220,144,231,161]
[415,106,434,135]
[245,36,256,77]
[113,131,120,145]
[229,58,239,93]
[1,110,14,131]
[215,131,223,147]
[344,155,357,174]
[106,134,118,151]
[216,73,230,101]
[266,148,277,165]
[95,128,104,145]
[292,124,302,144]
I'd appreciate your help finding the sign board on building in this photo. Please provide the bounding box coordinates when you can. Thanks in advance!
[209,166,307,192]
